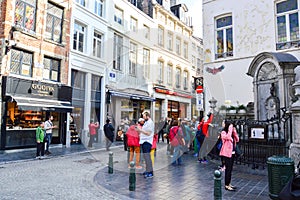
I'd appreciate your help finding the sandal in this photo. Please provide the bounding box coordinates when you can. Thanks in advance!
[225,185,236,191]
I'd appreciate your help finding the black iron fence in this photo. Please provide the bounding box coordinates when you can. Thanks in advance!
[210,112,291,169]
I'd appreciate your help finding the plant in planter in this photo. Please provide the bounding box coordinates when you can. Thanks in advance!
[226,106,237,113]
[237,105,247,113]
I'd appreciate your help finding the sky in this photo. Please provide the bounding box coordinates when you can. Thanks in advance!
[180,0,203,38]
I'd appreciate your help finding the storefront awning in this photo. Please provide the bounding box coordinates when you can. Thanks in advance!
[11,96,73,112]
[109,90,155,101]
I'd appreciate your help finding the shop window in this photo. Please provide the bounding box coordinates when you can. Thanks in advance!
[43,57,60,82]
[45,2,63,43]
[10,49,33,77]
[113,33,123,70]
[215,15,233,59]
[93,31,103,58]
[90,75,101,122]
[276,0,300,50]
[14,0,36,32]
[94,0,104,17]
[73,22,86,53]
[71,70,86,137]
[6,102,42,129]
[121,99,133,120]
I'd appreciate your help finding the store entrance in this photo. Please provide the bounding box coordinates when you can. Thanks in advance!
[45,112,67,145]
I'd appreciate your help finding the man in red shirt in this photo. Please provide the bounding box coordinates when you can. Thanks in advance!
[197,113,214,163]
[88,120,99,148]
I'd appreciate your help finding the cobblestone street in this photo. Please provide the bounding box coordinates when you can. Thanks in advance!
[0,142,270,199]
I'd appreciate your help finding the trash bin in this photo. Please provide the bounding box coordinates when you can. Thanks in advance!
[267,156,295,200]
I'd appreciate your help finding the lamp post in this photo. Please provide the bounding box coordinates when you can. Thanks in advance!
[209,97,217,113]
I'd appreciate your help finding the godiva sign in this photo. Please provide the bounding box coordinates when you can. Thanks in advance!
[3,76,72,102]
[31,83,55,95]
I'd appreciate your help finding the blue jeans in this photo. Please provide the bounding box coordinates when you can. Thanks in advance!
[172,145,183,165]
[141,142,153,173]
[45,133,52,151]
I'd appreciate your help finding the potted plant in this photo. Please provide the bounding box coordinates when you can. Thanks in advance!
[237,104,247,113]
[226,106,237,114]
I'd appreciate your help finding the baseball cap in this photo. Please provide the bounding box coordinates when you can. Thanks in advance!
[138,118,144,122]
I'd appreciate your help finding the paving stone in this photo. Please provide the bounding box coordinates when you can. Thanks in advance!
[0,142,270,199]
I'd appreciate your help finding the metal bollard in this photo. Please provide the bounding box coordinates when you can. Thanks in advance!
[214,170,222,200]
[129,161,136,191]
[108,152,113,174]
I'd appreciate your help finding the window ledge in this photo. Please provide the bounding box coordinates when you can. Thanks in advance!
[12,26,37,39]
[44,38,65,47]
[215,52,233,59]
[276,41,300,50]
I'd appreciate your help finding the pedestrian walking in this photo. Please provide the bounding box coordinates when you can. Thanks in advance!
[220,121,239,191]
[36,121,45,159]
[197,112,214,163]
[126,119,142,169]
[157,117,167,143]
[44,115,56,155]
[88,119,99,148]
[165,118,173,156]
[103,119,114,151]
[135,111,154,178]
[169,120,185,165]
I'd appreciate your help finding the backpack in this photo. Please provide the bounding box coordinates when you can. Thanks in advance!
[170,127,184,146]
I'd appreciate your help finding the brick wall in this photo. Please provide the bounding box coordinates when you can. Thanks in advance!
[0,0,72,85]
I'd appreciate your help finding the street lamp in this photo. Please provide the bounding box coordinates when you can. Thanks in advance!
[209,97,217,112]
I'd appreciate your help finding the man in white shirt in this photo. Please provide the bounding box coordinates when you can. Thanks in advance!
[44,115,56,155]
[135,111,154,178]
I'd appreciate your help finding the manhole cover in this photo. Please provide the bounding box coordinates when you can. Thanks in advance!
[75,158,98,164]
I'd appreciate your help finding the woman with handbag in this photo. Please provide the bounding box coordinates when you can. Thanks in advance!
[219,121,239,191]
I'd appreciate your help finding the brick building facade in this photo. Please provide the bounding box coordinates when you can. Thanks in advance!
[0,0,73,150]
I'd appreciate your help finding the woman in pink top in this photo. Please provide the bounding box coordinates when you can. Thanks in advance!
[219,121,239,191]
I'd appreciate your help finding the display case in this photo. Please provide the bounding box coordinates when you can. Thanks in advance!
[70,118,81,144]
[6,102,43,129]
[19,111,42,128]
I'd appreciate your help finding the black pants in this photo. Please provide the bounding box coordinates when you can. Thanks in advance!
[158,130,164,142]
[123,133,128,151]
[224,155,235,185]
[36,142,45,157]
